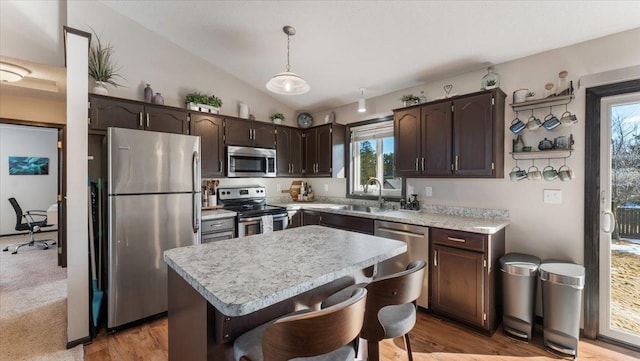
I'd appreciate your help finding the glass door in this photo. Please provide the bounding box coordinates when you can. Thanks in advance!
[599,92,640,347]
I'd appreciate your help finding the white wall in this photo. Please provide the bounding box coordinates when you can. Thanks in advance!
[67,1,296,123]
[0,124,58,235]
[311,27,640,264]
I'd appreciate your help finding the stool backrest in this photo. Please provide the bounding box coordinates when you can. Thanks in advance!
[262,287,367,361]
[362,260,426,341]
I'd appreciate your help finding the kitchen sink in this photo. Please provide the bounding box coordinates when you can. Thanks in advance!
[337,205,386,213]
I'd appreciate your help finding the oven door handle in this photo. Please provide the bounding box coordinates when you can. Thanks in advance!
[240,214,287,222]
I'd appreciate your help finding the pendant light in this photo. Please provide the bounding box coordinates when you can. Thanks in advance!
[0,61,31,82]
[358,88,367,113]
[266,26,310,95]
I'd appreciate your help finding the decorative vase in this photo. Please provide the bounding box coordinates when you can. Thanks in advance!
[144,84,153,102]
[481,66,500,90]
[152,92,164,105]
[239,103,249,119]
[93,81,108,95]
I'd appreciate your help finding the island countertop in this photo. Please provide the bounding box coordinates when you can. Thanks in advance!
[164,225,406,317]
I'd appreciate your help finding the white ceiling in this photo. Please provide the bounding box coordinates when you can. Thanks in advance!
[3,1,640,111]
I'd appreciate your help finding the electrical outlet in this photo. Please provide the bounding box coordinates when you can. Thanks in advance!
[543,189,562,204]
[425,186,433,197]
[276,184,281,192]
[324,184,329,192]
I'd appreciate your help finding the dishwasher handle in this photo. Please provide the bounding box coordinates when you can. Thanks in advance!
[376,227,426,239]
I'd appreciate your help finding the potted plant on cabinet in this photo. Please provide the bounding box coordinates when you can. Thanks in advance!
[270,112,285,124]
[401,94,420,107]
[88,30,124,95]
[185,92,223,114]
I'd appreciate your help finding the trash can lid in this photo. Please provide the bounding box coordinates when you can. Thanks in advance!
[499,253,541,276]
[539,262,585,288]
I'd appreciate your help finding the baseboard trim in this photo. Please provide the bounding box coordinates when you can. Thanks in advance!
[67,335,91,349]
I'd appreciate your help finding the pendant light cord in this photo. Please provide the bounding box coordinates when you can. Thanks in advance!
[286,34,291,72]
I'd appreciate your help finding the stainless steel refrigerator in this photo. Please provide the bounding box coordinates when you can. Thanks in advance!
[107,127,201,329]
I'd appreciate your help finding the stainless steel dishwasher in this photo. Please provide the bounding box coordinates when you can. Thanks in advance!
[374,220,429,309]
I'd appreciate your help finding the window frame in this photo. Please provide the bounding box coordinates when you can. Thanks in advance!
[345,115,404,201]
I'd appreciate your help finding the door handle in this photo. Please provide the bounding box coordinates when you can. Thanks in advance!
[421,157,425,171]
[415,158,419,171]
[192,151,200,233]
[455,155,459,171]
[434,250,438,266]
[377,227,425,238]
[139,112,143,128]
[146,113,150,128]
[602,210,616,234]
[249,128,253,140]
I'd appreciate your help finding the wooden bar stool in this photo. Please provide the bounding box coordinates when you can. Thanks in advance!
[233,287,367,361]
[322,260,427,361]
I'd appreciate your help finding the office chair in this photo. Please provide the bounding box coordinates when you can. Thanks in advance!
[3,197,56,255]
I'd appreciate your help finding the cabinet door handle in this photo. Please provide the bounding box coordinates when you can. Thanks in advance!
[253,129,256,140]
[421,157,425,171]
[249,128,253,140]
[219,160,223,173]
[447,237,466,243]
[434,250,438,267]
[415,158,419,171]
[455,155,459,171]
[139,112,143,128]
[146,113,150,128]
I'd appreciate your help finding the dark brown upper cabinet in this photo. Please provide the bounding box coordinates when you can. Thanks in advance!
[190,113,224,177]
[225,118,275,149]
[275,125,304,176]
[304,123,346,177]
[394,89,505,178]
[89,94,188,135]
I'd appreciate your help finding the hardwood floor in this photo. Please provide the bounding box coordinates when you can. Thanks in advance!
[85,311,640,360]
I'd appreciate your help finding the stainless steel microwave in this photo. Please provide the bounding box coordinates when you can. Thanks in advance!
[227,146,276,178]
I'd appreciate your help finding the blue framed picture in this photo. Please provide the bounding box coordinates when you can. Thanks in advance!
[8,156,49,175]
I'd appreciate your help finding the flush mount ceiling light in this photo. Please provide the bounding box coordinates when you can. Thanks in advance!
[266,26,310,95]
[358,88,367,113]
[0,61,31,82]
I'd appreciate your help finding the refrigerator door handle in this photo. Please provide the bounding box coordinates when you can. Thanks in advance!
[192,151,200,233]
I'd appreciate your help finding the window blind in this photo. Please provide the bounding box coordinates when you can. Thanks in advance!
[350,121,394,142]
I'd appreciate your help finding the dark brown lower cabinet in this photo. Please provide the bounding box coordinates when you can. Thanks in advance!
[287,211,302,228]
[302,210,322,226]
[300,210,374,235]
[430,227,505,334]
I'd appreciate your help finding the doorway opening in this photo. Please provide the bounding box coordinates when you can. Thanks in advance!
[599,93,640,347]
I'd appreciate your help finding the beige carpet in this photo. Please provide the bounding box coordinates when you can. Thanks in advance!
[0,232,84,361]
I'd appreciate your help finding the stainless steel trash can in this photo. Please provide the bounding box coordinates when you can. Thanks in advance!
[539,261,585,358]
[499,253,541,341]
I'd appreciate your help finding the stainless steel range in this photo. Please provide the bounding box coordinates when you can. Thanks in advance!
[217,185,288,237]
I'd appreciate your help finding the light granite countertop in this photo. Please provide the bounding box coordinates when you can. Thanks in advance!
[163,225,406,317]
[274,202,508,234]
[201,209,236,220]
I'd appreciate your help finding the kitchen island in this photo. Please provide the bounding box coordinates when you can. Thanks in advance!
[163,225,407,361]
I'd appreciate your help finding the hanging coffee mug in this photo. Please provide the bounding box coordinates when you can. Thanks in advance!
[543,165,558,181]
[509,166,527,181]
[526,115,542,130]
[510,117,526,134]
[527,165,542,181]
[560,111,578,127]
[558,165,575,181]
[542,113,561,130]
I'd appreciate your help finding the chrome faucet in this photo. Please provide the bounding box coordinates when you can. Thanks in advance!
[364,177,385,208]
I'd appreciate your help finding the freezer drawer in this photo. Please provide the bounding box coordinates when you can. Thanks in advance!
[108,193,197,328]
[374,220,429,309]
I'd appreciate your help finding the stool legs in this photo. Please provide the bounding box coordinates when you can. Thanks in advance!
[366,335,413,361]
[404,333,413,361]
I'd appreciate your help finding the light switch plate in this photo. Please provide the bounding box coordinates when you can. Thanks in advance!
[543,189,562,204]
[425,186,433,197]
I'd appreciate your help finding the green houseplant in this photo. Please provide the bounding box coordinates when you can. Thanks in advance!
[88,30,124,94]
[269,112,285,124]
[185,92,223,114]
[401,94,420,106]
